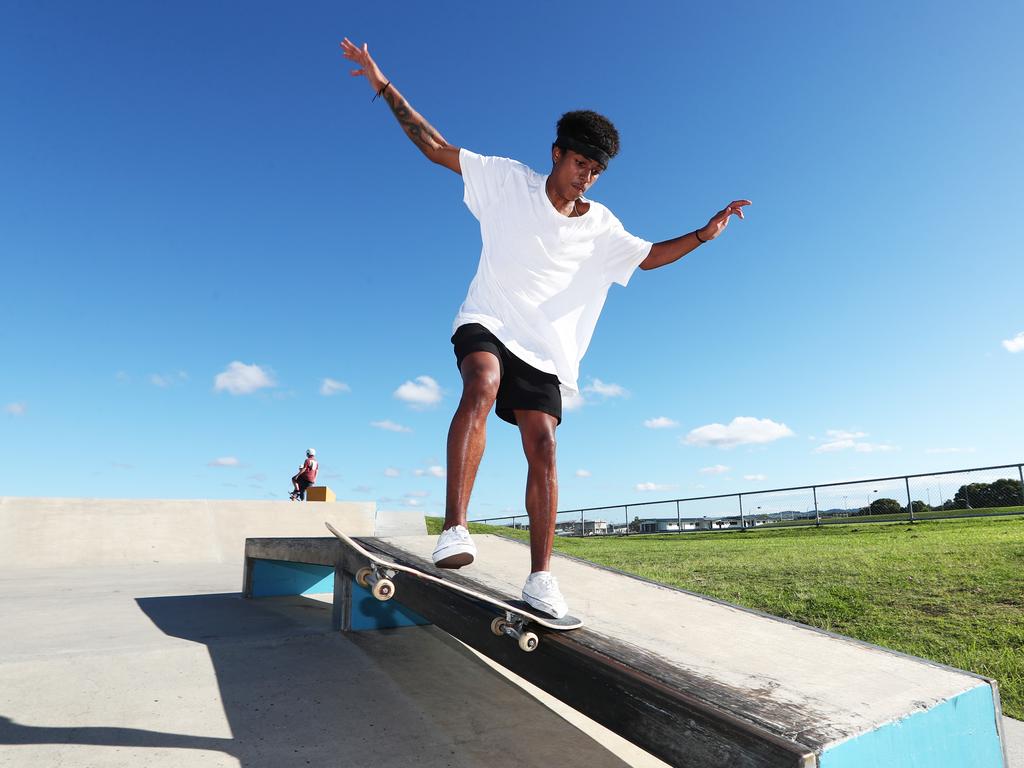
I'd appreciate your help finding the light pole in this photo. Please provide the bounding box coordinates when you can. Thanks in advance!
[866,489,878,516]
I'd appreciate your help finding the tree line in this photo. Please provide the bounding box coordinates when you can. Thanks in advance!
[863,478,1023,516]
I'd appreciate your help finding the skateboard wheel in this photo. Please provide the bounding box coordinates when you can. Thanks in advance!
[490,617,507,636]
[518,631,539,652]
[355,567,372,588]
[372,578,395,601]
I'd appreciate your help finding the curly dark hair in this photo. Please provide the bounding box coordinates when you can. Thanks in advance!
[554,110,620,160]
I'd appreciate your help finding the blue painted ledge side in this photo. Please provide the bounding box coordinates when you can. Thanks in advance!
[251,560,334,597]
[819,682,1003,768]
[250,559,429,630]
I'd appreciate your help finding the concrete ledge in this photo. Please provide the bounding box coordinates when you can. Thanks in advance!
[0,497,375,567]
[340,535,1007,768]
[241,533,1008,766]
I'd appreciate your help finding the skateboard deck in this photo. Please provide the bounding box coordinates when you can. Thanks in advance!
[326,522,582,651]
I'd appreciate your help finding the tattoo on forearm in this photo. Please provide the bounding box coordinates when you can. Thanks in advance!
[385,90,446,152]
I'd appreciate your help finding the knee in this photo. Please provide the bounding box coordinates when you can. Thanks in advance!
[460,365,500,406]
[524,428,557,466]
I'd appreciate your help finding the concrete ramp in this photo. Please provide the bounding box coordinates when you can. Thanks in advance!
[325,534,1008,768]
[0,497,376,568]
[2,497,654,767]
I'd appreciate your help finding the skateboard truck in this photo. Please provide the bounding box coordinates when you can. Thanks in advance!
[358,565,541,652]
[355,565,397,602]
[328,523,579,653]
[490,612,540,652]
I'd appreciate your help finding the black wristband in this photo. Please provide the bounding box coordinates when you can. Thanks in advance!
[372,81,391,102]
[695,229,708,244]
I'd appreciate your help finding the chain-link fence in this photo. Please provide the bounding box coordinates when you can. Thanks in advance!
[470,462,1024,536]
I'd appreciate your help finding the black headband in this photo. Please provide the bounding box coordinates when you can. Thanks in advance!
[555,134,610,169]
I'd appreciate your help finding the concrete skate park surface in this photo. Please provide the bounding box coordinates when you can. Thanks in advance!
[0,497,665,767]
[0,498,1020,767]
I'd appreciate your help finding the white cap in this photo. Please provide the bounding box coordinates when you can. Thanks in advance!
[306,448,316,457]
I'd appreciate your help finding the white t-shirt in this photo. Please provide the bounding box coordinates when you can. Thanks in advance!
[454,148,652,393]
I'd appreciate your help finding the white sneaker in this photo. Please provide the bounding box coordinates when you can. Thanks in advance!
[432,525,476,568]
[522,571,568,619]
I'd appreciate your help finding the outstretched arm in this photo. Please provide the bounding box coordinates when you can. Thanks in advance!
[340,38,461,174]
[639,200,751,270]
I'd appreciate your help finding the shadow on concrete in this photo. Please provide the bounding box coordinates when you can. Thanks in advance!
[0,714,232,751]
[1,591,630,767]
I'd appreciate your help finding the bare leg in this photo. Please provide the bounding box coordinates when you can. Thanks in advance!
[444,351,500,530]
[515,410,558,573]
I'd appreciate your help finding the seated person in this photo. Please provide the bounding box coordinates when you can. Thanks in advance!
[289,448,318,500]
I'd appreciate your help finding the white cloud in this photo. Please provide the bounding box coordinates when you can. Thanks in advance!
[4,402,26,416]
[208,457,240,467]
[404,498,422,507]
[394,375,442,408]
[320,378,351,396]
[414,465,446,478]
[744,474,767,482]
[855,443,897,453]
[635,482,674,492]
[352,484,372,493]
[644,416,678,429]
[405,490,430,498]
[384,467,401,477]
[815,439,855,453]
[815,429,896,454]
[925,447,977,455]
[1002,331,1024,353]
[584,378,628,398]
[576,469,592,478]
[149,371,188,388]
[824,429,867,441]
[699,464,730,475]
[371,420,412,433]
[563,390,586,411]
[684,417,794,448]
[214,362,275,395]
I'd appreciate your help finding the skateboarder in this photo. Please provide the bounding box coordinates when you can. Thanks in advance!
[290,448,318,501]
[341,39,749,618]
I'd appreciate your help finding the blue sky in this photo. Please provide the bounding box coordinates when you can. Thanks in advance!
[2,1,1021,519]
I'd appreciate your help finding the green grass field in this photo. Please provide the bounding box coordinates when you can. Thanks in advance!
[426,514,1024,719]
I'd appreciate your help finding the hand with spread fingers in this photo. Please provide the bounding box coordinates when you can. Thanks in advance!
[697,200,752,242]
[340,37,386,92]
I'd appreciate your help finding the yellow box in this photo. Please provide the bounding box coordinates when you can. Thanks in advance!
[305,486,336,502]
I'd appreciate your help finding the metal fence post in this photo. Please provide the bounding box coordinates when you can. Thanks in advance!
[813,486,820,526]
[580,509,585,538]
[676,500,681,535]
[1019,465,1024,506]
[738,494,745,530]
[906,476,915,523]
[624,505,629,536]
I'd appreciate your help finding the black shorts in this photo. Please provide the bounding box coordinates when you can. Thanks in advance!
[451,323,562,426]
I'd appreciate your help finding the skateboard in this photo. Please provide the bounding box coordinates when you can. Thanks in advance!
[326,522,582,652]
